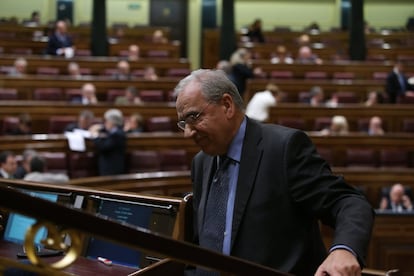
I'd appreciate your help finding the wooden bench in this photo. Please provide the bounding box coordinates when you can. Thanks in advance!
[0,101,178,133]
[250,60,414,80]
[4,101,414,134]
[0,24,172,41]
[267,103,414,132]
[0,76,182,102]
[245,78,385,103]
[0,55,191,76]
[66,167,414,210]
[0,39,181,58]
[202,28,414,68]
[0,132,413,178]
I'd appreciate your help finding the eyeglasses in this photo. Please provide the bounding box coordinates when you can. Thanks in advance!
[177,102,210,131]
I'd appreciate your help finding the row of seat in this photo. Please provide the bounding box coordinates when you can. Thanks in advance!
[266,70,398,81]
[16,149,189,179]
[0,22,171,36]
[0,46,178,59]
[1,115,179,134]
[319,147,413,168]
[14,147,414,180]
[0,65,191,78]
[4,111,414,135]
[276,116,414,133]
[0,83,386,104]
[0,87,175,102]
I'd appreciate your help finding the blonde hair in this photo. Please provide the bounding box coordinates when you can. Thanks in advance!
[330,115,349,135]
[230,48,249,65]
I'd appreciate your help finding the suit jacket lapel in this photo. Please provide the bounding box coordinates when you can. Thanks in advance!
[197,155,216,235]
[231,119,263,248]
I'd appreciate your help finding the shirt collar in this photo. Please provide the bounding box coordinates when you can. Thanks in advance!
[0,168,10,178]
[226,116,247,163]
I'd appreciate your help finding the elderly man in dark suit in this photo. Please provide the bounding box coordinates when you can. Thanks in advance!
[89,108,126,176]
[386,61,414,103]
[174,69,374,276]
[45,20,74,56]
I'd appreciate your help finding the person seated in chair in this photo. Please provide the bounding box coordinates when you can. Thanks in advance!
[24,155,69,184]
[45,20,74,57]
[379,183,413,212]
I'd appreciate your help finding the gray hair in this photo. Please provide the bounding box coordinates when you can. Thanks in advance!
[174,69,244,110]
[104,108,124,127]
[14,57,27,67]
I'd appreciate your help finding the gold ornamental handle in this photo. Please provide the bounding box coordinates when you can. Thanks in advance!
[24,221,82,270]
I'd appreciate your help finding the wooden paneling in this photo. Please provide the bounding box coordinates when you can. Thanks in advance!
[3,102,414,134]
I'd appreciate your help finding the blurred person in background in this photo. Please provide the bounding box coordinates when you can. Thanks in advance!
[379,183,413,212]
[45,20,74,57]
[64,109,95,132]
[124,113,144,134]
[115,86,141,105]
[270,45,294,64]
[127,44,140,61]
[229,48,263,98]
[0,151,17,179]
[89,109,126,176]
[245,83,281,122]
[113,60,132,80]
[143,66,159,81]
[71,83,98,105]
[296,45,323,64]
[8,57,28,77]
[246,18,265,43]
[320,115,349,136]
[14,149,38,179]
[386,61,414,103]
[367,116,385,136]
[24,155,69,184]
[67,62,82,79]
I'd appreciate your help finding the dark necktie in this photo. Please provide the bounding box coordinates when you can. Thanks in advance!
[197,156,231,276]
[398,74,406,94]
[199,156,231,252]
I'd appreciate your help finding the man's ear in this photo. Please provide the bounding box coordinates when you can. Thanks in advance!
[222,93,235,118]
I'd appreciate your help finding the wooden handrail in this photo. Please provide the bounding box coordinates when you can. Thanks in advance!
[0,183,291,275]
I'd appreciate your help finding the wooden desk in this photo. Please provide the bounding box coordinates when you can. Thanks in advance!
[0,240,137,275]
[245,78,385,103]
[367,212,414,275]
[0,101,178,133]
[250,60,414,80]
[0,24,172,41]
[68,171,192,197]
[0,132,413,203]
[268,103,414,132]
[242,43,414,62]
[3,102,414,134]
[0,54,191,76]
[202,28,414,68]
[0,76,182,101]
[0,132,412,167]
[0,39,181,58]
[320,212,414,275]
[67,167,414,210]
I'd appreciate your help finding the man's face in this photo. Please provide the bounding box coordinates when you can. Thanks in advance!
[176,81,231,156]
[1,155,17,175]
[56,21,67,34]
[390,186,405,204]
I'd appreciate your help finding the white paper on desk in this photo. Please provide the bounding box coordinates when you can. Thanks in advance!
[73,128,92,138]
[65,131,86,152]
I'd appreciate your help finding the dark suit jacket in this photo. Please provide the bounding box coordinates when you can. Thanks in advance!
[190,118,374,275]
[230,64,254,97]
[92,127,126,176]
[45,33,73,55]
[386,71,412,103]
